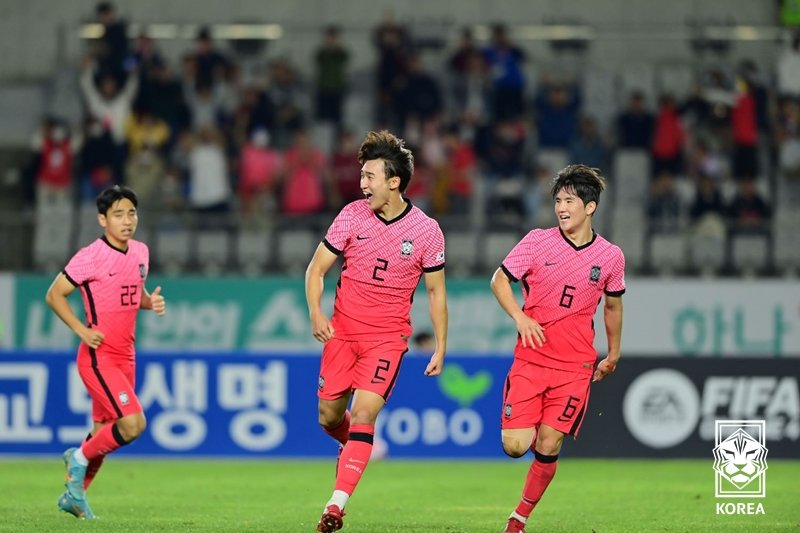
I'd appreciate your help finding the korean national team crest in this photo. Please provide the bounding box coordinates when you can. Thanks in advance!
[504,404,512,418]
[400,239,414,258]
[589,265,601,283]
[139,263,147,279]
[318,375,325,391]
[118,391,130,405]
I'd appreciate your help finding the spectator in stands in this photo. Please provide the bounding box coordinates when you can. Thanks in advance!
[534,77,581,149]
[651,94,684,175]
[230,85,275,149]
[730,76,759,180]
[330,129,363,208]
[689,174,726,223]
[646,171,683,234]
[187,126,231,224]
[686,139,725,183]
[80,57,138,174]
[727,177,771,234]
[616,91,654,149]
[30,117,81,207]
[128,33,166,110]
[79,117,118,200]
[484,23,526,120]
[125,108,170,156]
[268,59,310,149]
[314,25,350,130]
[570,116,609,172]
[124,141,164,207]
[440,125,477,215]
[141,62,188,144]
[92,1,129,82]
[776,96,800,179]
[189,27,230,90]
[372,15,411,129]
[451,49,492,147]
[396,52,444,133]
[486,118,527,220]
[448,27,478,79]
[238,129,283,226]
[280,128,329,215]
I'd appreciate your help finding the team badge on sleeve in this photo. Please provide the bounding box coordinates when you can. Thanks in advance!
[118,391,130,405]
[139,263,147,279]
[436,250,445,262]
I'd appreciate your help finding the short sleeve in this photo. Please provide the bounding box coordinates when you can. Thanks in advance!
[63,246,96,286]
[323,203,354,254]
[501,231,536,282]
[604,249,626,296]
[422,221,445,272]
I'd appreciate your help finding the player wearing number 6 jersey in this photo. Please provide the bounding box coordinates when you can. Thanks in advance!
[45,185,166,519]
[490,165,625,533]
[305,130,448,532]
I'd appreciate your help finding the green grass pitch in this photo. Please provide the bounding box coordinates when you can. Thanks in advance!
[0,458,797,532]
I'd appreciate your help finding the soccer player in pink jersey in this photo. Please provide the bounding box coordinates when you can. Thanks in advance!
[490,165,624,533]
[305,130,448,532]
[45,185,166,519]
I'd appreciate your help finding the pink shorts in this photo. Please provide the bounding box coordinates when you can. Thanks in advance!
[317,337,408,401]
[77,344,143,423]
[501,358,591,436]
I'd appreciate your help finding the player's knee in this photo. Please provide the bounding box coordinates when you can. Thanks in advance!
[318,407,341,428]
[350,407,378,426]
[117,414,146,441]
[502,437,529,458]
[535,438,563,456]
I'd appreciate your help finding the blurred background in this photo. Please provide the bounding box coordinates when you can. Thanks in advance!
[0,0,797,461]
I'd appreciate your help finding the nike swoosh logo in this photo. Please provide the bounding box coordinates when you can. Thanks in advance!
[356,235,369,240]
[108,272,117,276]
[348,459,365,464]
[545,262,557,266]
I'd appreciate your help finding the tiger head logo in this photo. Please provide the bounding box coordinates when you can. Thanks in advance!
[712,428,768,489]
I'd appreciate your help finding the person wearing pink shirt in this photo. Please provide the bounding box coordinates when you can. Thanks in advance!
[45,185,166,519]
[490,165,625,533]
[305,130,448,532]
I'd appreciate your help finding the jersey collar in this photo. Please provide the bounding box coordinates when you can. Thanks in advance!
[559,228,597,251]
[102,235,129,254]
[374,198,413,225]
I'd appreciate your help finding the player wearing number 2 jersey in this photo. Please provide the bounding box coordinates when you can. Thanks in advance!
[305,130,448,533]
[45,186,166,520]
[491,165,625,533]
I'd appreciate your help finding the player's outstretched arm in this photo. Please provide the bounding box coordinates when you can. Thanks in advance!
[490,267,545,348]
[593,294,623,382]
[422,269,448,376]
[141,286,166,316]
[305,243,339,343]
[45,273,105,349]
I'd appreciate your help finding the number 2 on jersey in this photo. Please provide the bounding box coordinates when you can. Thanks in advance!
[372,258,389,281]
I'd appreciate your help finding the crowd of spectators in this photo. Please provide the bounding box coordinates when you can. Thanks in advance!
[21,2,800,274]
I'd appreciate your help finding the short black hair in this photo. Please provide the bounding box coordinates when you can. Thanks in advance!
[96,185,138,215]
[358,130,414,193]
[551,164,606,207]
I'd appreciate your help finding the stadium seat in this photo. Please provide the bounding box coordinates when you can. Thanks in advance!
[730,233,770,277]
[32,204,74,273]
[610,210,646,272]
[75,202,102,248]
[613,149,650,206]
[537,149,568,175]
[276,229,316,274]
[155,229,192,275]
[442,231,479,276]
[688,232,726,277]
[235,230,273,275]
[773,210,800,275]
[196,230,230,275]
[648,233,686,275]
[483,232,522,273]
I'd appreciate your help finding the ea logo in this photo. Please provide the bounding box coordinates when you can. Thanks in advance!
[623,369,700,448]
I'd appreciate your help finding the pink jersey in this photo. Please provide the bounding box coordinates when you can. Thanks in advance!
[323,199,445,340]
[501,227,625,373]
[63,236,150,359]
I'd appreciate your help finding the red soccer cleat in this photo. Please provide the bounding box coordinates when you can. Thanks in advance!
[504,516,526,533]
[316,504,344,532]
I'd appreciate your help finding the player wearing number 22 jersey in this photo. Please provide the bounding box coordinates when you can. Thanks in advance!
[45,186,166,520]
[306,130,447,533]
[491,165,624,533]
